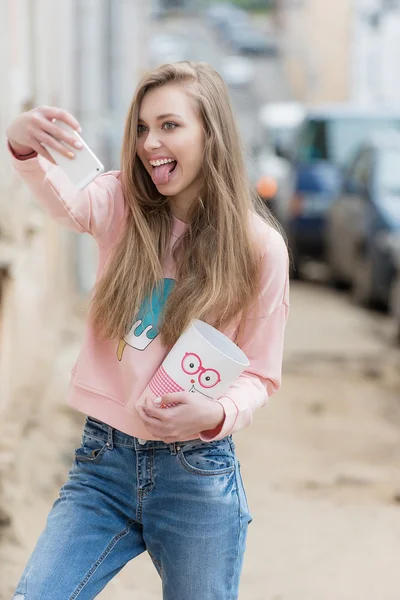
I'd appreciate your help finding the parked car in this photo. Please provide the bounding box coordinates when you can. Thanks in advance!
[224,22,277,56]
[150,0,168,20]
[256,175,279,216]
[390,256,400,343]
[252,147,294,223]
[259,102,306,157]
[325,132,400,307]
[205,3,250,32]
[255,102,305,224]
[283,105,400,277]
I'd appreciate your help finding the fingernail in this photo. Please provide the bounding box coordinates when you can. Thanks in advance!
[77,126,82,133]
[74,141,82,149]
[67,151,75,159]
[154,397,162,404]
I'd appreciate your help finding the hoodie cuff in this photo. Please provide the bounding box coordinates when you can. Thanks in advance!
[7,140,39,167]
[199,396,239,442]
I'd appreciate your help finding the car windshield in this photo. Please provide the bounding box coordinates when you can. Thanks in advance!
[328,118,400,167]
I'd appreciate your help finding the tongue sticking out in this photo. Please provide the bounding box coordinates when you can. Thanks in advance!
[151,161,177,185]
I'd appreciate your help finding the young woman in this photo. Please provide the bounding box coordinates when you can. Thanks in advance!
[6,61,289,600]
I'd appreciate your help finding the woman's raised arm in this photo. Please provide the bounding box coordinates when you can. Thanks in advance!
[6,106,124,242]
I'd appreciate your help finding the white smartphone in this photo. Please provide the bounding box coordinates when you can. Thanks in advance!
[42,119,105,189]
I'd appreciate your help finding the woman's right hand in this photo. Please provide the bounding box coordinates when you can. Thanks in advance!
[6,106,82,163]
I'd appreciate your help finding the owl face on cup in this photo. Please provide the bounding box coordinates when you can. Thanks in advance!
[181,352,222,398]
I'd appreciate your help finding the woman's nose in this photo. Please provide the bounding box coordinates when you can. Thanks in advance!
[143,130,162,152]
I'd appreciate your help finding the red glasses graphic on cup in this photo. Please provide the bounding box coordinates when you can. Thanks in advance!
[181,352,222,389]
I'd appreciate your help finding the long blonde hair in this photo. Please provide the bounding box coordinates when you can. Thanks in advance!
[91,61,279,348]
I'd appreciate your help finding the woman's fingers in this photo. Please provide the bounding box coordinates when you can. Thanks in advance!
[37,131,76,159]
[136,406,166,438]
[136,399,180,440]
[162,392,192,405]
[41,106,81,132]
[6,106,81,162]
[143,397,166,419]
[136,403,162,425]
[42,118,83,150]
[29,141,57,164]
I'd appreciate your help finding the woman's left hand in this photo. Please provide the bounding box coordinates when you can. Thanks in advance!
[135,392,225,443]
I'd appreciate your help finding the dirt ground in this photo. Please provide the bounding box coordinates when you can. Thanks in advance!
[1,280,400,599]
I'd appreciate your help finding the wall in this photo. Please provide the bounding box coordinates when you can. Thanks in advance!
[0,0,78,523]
[0,0,150,529]
[279,0,354,104]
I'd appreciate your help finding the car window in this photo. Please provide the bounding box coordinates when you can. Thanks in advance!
[297,120,328,162]
[377,149,400,194]
[328,118,400,167]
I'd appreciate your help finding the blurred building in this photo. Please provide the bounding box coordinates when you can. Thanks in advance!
[0,0,149,524]
[278,0,400,107]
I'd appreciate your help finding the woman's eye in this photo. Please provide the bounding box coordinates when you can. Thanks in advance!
[163,122,177,130]
[137,124,147,134]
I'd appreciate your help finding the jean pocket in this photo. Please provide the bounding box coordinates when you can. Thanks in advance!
[178,438,236,476]
[74,432,109,463]
[237,461,253,524]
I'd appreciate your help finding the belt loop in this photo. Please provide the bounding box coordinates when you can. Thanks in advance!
[170,442,178,455]
[106,426,114,450]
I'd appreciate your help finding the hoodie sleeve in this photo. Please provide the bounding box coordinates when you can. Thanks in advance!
[7,141,124,243]
[199,227,290,442]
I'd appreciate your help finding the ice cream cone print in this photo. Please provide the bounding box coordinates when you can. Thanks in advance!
[117,338,127,361]
[116,278,176,361]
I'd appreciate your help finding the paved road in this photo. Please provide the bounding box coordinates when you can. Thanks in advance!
[99,282,400,600]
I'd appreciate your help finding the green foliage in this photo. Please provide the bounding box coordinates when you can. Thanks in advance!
[199,0,274,13]
[232,0,273,10]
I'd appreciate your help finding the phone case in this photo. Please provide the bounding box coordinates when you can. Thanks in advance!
[42,119,105,189]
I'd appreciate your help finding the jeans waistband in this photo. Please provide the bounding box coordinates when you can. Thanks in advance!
[85,416,216,452]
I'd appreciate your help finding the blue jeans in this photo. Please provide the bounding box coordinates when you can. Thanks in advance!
[13,416,252,599]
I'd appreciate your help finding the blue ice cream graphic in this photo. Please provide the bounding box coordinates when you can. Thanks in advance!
[117,278,176,360]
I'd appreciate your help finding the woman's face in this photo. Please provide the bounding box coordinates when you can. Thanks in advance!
[136,84,205,210]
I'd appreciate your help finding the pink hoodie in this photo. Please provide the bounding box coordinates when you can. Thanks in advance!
[8,145,289,442]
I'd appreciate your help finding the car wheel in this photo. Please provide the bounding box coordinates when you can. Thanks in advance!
[330,268,349,290]
[389,273,400,345]
[352,252,375,307]
[326,241,349,290]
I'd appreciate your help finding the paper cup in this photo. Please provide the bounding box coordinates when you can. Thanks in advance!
[127,319,249,413]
